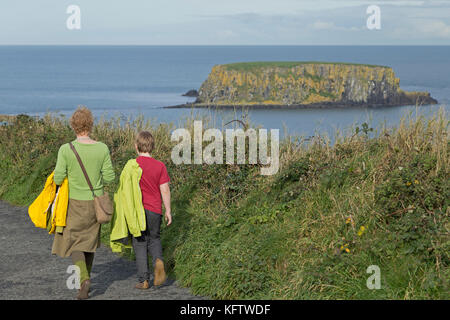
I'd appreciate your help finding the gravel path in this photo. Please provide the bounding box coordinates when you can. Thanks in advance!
[0,201,204,300]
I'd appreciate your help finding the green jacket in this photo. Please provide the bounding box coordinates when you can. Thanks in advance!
[110,159,146,252]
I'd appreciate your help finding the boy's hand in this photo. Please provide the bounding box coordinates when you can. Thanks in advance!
[160,182,172,226]
[164,211,172,226]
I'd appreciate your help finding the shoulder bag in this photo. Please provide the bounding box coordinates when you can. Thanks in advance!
[69,142,113,224]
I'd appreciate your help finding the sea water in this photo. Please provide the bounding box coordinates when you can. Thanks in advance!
[0,45,448,138]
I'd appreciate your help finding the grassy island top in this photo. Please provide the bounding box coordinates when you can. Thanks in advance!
[221,61,390,71]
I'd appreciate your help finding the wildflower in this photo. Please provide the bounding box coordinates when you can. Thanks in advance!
[340,243,350,253]
[414,180,419,185]
[345,217,352,224]
[357,225,367,237]
[398,166,404,171]
[406,181,412,186]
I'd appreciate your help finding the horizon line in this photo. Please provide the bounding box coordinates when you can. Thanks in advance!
[0,44,449,47]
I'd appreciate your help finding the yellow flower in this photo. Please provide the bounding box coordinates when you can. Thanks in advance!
[340,243,350,252]
[345,248,350,253]
[414,180,419,185]
[345,217,352,224]
[406,182,412,186]
[357,225,367,236]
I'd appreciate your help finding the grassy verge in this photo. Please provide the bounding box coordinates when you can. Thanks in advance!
[0,110,448,299]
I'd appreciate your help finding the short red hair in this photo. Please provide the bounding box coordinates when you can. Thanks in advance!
[70,106,93,135]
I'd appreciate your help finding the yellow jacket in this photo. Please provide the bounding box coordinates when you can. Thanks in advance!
[28,172,69,234]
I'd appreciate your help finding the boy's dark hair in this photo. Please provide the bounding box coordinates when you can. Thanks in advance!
[135,131,155,153]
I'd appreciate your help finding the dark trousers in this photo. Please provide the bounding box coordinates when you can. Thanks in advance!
[132,209,164,282]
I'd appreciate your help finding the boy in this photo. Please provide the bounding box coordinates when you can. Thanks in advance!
[133,131,172,289]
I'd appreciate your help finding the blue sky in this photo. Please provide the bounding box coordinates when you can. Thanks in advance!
[1,0,449,45]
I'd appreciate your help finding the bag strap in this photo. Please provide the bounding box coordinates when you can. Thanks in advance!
[69,142,96,198]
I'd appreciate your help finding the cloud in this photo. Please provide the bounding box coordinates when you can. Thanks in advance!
[311,21,336,30]
[217,30,238,38]
[310,20,363,32]
[420,20,450,38]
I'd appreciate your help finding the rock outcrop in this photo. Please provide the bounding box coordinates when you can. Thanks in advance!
[182,89,199,97]
[192,62,437,107]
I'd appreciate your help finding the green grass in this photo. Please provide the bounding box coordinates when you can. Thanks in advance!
[0,109,448,299]
[222,61,390,71]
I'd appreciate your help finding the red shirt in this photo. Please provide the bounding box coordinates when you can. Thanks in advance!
[136,156,170,214]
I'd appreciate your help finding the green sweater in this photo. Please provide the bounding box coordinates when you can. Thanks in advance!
[54,140,115,200]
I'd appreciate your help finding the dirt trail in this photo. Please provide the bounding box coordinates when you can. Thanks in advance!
[0,201,203,300]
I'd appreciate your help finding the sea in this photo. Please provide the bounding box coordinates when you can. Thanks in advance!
[0,45,448,139]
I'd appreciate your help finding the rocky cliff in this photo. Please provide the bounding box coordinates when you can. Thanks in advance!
[192,62,437,107]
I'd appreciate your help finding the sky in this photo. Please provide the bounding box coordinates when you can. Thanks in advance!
[0,0,450,45]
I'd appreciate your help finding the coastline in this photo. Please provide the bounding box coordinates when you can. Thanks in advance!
[164,101,439,110]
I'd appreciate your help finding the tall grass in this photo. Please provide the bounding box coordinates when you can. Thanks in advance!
[0,108,448,299]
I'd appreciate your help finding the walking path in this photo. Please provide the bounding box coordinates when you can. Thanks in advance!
[0,201,204,300]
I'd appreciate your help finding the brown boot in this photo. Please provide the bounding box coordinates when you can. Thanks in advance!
[135,280,150,290]
[153,258,166,287]
[77,279,91,300]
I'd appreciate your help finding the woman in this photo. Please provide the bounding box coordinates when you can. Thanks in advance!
[52,106,115,300]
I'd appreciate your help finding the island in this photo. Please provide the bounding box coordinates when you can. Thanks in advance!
[167,62,437,108]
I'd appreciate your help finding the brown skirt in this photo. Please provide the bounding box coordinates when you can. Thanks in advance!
[52,198,101,258]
